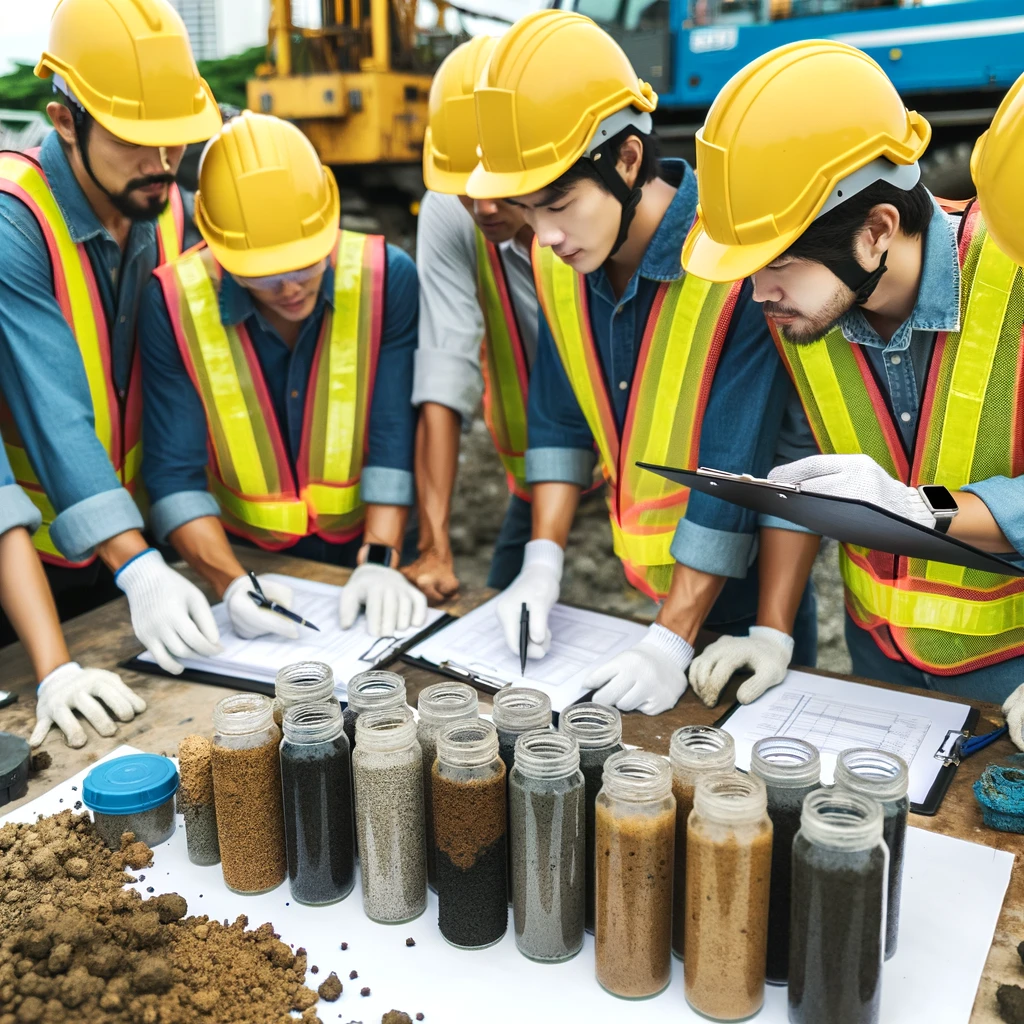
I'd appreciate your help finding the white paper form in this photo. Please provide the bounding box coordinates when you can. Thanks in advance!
[405,597,649,711]
[721,668,972,807]
[137,574,443,697]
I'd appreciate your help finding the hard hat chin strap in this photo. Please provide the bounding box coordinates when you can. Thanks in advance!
[591,142,643,258]
[828,250,889,305]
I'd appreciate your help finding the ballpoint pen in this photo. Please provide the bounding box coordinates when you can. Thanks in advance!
[247,570,320,632]
[519,602,529,676]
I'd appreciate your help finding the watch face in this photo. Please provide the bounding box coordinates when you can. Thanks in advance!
[365,543,394,565]
[921,485,959,513]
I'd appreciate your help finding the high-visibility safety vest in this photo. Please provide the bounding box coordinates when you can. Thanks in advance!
[533,241,741,600]
[476,229,530,500]
[0,149,183,567]
[155,231,385,550]
[774,202,1024,675]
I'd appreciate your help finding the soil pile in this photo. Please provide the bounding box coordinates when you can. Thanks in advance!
[0,810,320,1023]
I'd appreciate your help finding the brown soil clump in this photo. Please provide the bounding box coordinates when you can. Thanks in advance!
[382,1013,412,1024]
[0,809,320,1022]
[317,971,342,1001]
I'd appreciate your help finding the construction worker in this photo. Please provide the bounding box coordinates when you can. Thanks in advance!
[682,41,1024,722]
[468,11,816,716]
[407,36,538,601]
[138,112,426,640]
[0,0,222,732]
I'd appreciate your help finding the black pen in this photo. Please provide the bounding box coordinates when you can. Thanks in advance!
[247,570,321,632]
[519,602,529,676]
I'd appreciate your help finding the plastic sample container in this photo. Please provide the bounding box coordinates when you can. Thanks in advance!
[83,753,179,849]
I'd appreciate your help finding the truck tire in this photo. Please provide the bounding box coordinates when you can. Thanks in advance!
[919,141,976,202]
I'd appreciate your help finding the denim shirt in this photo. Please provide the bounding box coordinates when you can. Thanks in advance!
[772,198,1024,557]
[0,441,41,538]
[0,131,164,561]
[526,159,791,578]
[138,245,418,546]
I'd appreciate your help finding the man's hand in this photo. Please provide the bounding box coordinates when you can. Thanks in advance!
[340,563,428,637]
[224,574,298,640]
[402,547,460,605]
[496,540,563,660]
[588,624,693,716]
[1004,683,1024,751]
[689,627,794,708]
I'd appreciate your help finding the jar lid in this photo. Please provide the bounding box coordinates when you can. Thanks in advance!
[0,732,30,806]
[83,754,179,815]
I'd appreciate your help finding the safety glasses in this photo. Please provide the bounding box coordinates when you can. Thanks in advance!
[232,257,328,292]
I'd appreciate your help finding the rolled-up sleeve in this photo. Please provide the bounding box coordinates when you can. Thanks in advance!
[411,191,485,422]
[962,476,1024,558]
[525,312,597,488]
[0,443,41,536]
[0,196,143,561]
[363,244,417,507]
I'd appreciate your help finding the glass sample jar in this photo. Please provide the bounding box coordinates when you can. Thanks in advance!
[750,736,821,984]
[177,735,220,866]
[684,771,772,1022]
[834,748,909,960]
[353,705,427,923]
[789,788,887,1024]
[343,669,407,750]
[433,719,507,949]
[281,701,355,906]
[83,754,179,850]
[492,687,552,776]
[595,751,675,999]
[669,724,735,959]
[417,681,479,890]
[274,661,337,724]
[211,693,287,895]
[510,730,585,962]
[558,702,622,934]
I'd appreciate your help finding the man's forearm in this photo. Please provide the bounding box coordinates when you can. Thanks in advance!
[656,562,727,644]
[167,516,245,597]
[414,403,461,555]
[950,492,1013,552]
[96,529,149,574]
[364,503,410,556]
[756,528,820,634]
[530,482,581,549]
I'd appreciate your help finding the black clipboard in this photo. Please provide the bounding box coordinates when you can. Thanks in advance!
[639,464,1024,576]
[713,696,980,816]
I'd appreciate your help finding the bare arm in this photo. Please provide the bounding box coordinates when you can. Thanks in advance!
[756,528,821,634]
[656,563,728,644]
[360,503,411,566]
[949,492,1013,552]
[95,528,150,573]
[530,481,581,548]
[167,516,246,598]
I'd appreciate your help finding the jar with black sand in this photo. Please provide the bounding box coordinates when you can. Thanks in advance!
[749,736,820,984]
[433,718,507,948]
[275,661,337,726]
[280,701,355,905]
[558,703,621,934]
[789,788,887,1024]
[834,747,908,960]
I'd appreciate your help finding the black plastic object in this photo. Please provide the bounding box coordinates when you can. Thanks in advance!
[0,732,30,807]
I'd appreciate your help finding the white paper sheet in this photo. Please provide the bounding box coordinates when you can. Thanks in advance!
[137,574,443,697]
[2,745,1012,1024]
[721,669,972,807]
[405,597,649,711]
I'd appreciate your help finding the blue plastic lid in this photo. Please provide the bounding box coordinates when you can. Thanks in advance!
[83,754,179,815]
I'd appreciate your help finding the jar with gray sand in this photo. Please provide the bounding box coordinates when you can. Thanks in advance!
[343,669,407,750]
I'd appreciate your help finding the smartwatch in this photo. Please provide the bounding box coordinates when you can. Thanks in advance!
[364,543,396,567]
[917,485,959,534]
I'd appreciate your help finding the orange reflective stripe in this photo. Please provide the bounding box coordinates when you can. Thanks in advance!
[476,229,530,499]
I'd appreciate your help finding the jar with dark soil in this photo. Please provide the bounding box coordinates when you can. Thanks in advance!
[280,701,355,905]
[275,660,338,726]
[789,788,887,1024]
[685,771,772,1022]
[595,751,675,999]
[749,736,820,984]
[510,729,585,962]
[211,694,287,895]
[558,702,622,935]
[177,735,220,866]
[417,682,479,890]
[834,747,908,960]
[343,669,407,750]
[353,705,427,923]
[433,719,507,948]
[669,724,735,960]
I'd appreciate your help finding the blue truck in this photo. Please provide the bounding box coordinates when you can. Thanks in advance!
[552,0,1024,195]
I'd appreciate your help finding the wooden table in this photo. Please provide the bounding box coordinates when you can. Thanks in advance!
[1,548,1021,1021]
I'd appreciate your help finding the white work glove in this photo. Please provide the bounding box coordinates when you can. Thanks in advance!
[769,454,935,527]
[1003,684,1024,751]
[689,626,794,708]
[223,574,298,640]
[588,623,693,716]
[30,662,147,749]
[115,549,221,675]
[339,563,428,637]
[497,539,563,660]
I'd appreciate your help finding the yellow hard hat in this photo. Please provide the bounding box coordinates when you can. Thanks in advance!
[194,112,341,278]
[423,36,497,195]
[466,10,657,200]
[682,40,931,282]
[972,72,1024,267]
[35,0,221,148]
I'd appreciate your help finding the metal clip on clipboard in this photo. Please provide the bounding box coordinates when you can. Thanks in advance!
[438,660,510,691]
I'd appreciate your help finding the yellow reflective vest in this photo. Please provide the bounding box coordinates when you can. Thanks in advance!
[155,232,384,549]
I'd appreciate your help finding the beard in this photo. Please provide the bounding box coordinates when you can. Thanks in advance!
[106,175,176,221]
[763,287,856,344]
